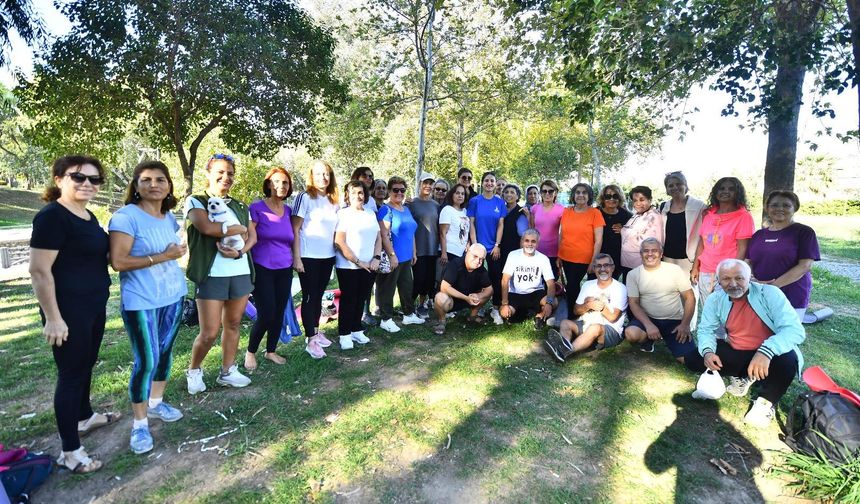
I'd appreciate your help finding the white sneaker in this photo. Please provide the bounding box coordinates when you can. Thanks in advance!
[727,376,755,397]
[744,397,775,428]
[351,331,370,344]
[339,335,354,350]
[402,313,425,325]
[380,318,401,333]
[490,309,503,325]
[216,364,251,388]
[186,368,206,395]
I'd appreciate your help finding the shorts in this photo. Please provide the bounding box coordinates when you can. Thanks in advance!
[508,290,546,321]
[573,320,623,350]
[628,317,695,357]
[196,274,253,301]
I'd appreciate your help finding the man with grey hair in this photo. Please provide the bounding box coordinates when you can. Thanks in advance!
[683,258,804,427]
[500,229,557,328]
[433,243,493,335]
[623,237,696,361]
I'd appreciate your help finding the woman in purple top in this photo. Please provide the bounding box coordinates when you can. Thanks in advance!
[244,167,295,370]
[746,190,820,321]
[529,179,564,278]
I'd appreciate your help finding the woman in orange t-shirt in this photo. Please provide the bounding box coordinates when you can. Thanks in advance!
[557,182,605,318]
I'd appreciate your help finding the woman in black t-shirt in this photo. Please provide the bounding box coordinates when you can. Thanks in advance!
[30,155,117,474]
[596,184,631,280]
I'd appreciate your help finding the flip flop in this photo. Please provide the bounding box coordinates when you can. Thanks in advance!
[78,412,122,436]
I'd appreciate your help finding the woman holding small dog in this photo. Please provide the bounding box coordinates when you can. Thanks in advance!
[109,160,187,455]
[184,154,256,394]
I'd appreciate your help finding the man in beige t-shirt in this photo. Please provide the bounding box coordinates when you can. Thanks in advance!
[624,238,696,363]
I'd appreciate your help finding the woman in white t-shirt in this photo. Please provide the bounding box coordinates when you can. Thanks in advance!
[291,160,340,359]
[439,183,470,267]
[334,181,382,350]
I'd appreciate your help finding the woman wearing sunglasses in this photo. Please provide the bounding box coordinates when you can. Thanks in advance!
[109,160,187,455]
[597,184,632,280]
[184,154,257,392]
[658,172,705,280]
[530,179,564,278]
[30,155,118,473]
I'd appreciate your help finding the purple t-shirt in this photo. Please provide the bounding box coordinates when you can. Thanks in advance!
[250,199,294,270]
[746,223,820,308]
[532,203,564,257]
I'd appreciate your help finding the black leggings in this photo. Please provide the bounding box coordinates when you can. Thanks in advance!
[248,264,293,353]
[412,255,437,299]
[561,261,589,318]
[45,292,108,452]
[298,257,335,337]
[684,340,799,404]
[336,268,375,336]
[488,253,506,307]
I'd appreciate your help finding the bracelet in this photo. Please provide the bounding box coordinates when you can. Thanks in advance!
[234,251,244,260]
[147,255,154,266]
[373,255,381,260]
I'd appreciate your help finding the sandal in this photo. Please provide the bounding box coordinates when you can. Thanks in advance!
[78,412,122,436]
[56,448,103,474]
[434,323,446,336]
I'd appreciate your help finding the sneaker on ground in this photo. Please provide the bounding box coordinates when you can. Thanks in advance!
[727,376,755,397]
[362,313,377,327]
[351,331,370,344]
[546,316,559,328]
[216,364,252,388]
[550,328,573,352]
[545,329,570,362]
[534,316,546,331]
[339,335,354,350]
[130,427,154,454]
[446,312,456,319]
[186,368,206,395]
[543,338,566,363]
[490,309,503,326]
[744,397,775,428]
[305,338,327,359]
[640,340,655,353]
[416,305,430,319]
[316,332,333,348]
[380,318,401,333]
[147,402,184,422]
[402,313,425,325]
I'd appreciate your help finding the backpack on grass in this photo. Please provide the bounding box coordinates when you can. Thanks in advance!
[0,445,52,504]
[780,391,860,465]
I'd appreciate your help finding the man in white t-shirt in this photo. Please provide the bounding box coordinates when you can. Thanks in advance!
[544,253,627,362]
[499,229,557,328]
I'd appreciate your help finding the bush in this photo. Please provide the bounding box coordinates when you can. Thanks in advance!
[799,199,860,216]
[775,448,860,503]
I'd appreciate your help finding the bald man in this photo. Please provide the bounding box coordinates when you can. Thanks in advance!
[433,244,493,335]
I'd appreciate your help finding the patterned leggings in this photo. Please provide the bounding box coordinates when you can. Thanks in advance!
[121,299,183,403]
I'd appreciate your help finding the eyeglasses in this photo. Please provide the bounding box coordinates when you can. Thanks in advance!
[434,187,448,192]
[66,172,105,185]
[460,175,472,180]
[391,187,406,194]
[594,263,614,270]
[540,189,556,194]
[210,153,234,162]
[603,193,620,200]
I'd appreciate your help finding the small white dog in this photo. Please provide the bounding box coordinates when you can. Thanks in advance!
[206,197,245,250]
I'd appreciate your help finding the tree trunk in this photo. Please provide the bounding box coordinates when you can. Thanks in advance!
[456,116,464,171]
[848,0,860,133]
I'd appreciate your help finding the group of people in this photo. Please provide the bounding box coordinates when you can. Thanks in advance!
[30,154,819,473]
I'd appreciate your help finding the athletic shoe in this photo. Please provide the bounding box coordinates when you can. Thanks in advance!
[186,368,206,395]
[744,397,775,428]
[402,313,425,325]
[490,309,503,325]
[416,305,430,319]
[546,316,559,328]
[640,341,655,353]
[147,402,184,423]
[545,328,572,360]
[339,335,354,350]
[380,318,401,333]
[727,377,755,397]
[534,316,546,331]
[543,337,566,363]
[216,364,251,388]
[362,313,377,327]
[130,427,153,455]
[305,338,326,359]
[316,332,333,348]
[446,312,456,319]
[351,331,370,344]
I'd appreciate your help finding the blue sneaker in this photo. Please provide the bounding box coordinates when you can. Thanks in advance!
[130,427,153,454]
[147,402,184,423]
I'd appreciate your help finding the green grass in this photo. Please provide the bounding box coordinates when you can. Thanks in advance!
[2,241,859,501]
[0,187,43,228]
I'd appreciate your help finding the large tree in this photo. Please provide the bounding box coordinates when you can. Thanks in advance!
[0,0,44,67]
[511,0,856,208]
[17,0,347,195]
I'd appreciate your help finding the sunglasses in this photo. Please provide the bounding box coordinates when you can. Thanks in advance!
[434,187,448,192]
[391,187,406,194]
[603,193,620,200]
[66,172,105,185]
[211,153,234,162]
[541,189,556,194]
[460,175,472,180]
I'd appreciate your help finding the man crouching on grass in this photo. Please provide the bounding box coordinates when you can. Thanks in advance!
[499,229,557,329]
[433,244,493,335]
[683,258,804,427]
[544,254,627,362]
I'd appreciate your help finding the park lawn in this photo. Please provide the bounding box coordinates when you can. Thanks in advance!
[0,187,44,228]
[1,256,857,503]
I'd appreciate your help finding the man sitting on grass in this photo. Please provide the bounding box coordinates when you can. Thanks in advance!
[544,254,626,362]
[433,244,493,335]
[683,258,804,427]
[499,229,557,329]
[623,238,696,363]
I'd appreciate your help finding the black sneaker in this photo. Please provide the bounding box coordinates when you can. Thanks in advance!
[534,316,546,331]
[416,305,430,319]
[640,340,655,353]
[362,313,377,327]
[548,328,573,352]
[544,329,570,363]
[544,339,566,363]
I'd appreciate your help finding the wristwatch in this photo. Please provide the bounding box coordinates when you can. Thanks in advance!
[373,255,381,260]
[234,251,244,260]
